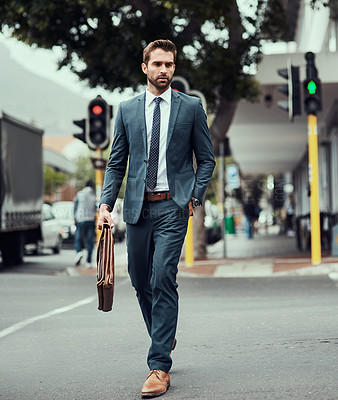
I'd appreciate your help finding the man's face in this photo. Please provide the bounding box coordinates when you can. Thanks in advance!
[142,48,175,94]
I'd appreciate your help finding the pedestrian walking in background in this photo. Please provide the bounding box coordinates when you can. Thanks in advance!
[74,180,96,268]
[97,39,215,397]
[284,194,295,237]
[243,196,257,239]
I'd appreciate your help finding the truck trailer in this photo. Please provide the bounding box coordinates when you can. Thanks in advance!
[0,112,43,266]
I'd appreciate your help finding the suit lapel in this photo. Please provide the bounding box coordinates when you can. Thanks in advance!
[137,93,147,154]
[167,89,181,149]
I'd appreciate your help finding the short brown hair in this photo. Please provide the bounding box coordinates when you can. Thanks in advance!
[143,39,177,65]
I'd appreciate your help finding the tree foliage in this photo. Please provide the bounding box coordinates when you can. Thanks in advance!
[44,165,68,196]
[1,0,288,111]
[72,155,96,187]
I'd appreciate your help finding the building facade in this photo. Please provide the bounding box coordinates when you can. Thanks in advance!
[227,0,338,253]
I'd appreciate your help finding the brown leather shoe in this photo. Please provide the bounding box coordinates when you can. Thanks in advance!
[141,369,170,398]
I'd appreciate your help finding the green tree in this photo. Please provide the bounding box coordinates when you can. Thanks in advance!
[72,156,96,188]
[72,150,127,198]
[0,0,292,150]
[44,165,68,198]
[1,0,320,257]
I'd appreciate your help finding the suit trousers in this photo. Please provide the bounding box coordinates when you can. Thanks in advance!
[126,198,189,373]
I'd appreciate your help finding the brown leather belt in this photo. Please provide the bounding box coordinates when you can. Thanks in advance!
[144,192,172,202]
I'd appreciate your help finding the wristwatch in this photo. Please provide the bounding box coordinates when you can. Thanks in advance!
[191,197,201,209]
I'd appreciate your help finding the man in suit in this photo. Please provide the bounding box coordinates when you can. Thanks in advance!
[98,39,215,398]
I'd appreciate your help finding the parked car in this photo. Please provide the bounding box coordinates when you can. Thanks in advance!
[25,204,63,254]
[52,201,76,244]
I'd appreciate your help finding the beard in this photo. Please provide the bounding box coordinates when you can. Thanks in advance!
[148,75,173,90]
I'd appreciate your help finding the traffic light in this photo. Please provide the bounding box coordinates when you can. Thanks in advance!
[277,62,301,121]
[171,76,207,111]
[304,52,322,115]
[171,76,189,93]
[73,119,86,143]
[86,96,112,150]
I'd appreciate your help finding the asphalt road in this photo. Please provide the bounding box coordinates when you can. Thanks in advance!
[1,253,338,399]
[0,243,127,276]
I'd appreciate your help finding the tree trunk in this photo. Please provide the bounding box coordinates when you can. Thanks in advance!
[193,205,206,259]
[210,97,238,154]
[193,97,238,259]
[188,1,242,259]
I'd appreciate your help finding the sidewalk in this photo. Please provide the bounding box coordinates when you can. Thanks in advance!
[68,229,338,279]
[179,230,338,278]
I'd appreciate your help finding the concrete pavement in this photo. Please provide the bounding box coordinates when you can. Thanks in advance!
[68,228,338,279]
[180,230,338,278]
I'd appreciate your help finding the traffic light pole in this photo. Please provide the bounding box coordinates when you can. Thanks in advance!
[95,149,104,244]
[307,114,321,265]
[303,52,322,265]
[73,96,112,245]
[219,140,226,258]
[185,215,194,267]
[276,53,322,265]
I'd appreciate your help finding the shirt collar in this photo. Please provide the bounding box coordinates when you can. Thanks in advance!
[145,87,171,108]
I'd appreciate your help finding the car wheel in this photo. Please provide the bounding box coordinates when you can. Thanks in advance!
[53,235,62,254]
[30,240,43,255]
[1,232,25,265]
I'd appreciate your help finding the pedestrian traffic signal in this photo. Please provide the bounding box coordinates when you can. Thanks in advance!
[277,62,301,121]
[304,53,322,115]
[304,78,322,115]
[86,96,112,150]
[307,80,317,94]
[73,119,86,143]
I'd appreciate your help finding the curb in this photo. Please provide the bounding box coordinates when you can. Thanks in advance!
[66,261,338,279]
[66,265,129,277]
[274,263,338,277]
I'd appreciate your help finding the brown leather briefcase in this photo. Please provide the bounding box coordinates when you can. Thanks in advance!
[96,223,115,312]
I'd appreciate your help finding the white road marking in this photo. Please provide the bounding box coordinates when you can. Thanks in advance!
[0,295,96,340]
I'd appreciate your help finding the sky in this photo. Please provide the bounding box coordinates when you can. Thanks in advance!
[0,32,137,159]
[0,32,136,106]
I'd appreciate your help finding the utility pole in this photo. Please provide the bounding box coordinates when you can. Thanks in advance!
[219,140,226,258]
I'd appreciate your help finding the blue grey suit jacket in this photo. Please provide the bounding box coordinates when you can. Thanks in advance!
[100,89,215,224]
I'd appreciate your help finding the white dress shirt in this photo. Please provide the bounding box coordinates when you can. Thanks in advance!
[145,87,171,192]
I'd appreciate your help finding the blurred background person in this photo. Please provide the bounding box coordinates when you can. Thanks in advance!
[73,180,96,267]
[243,196,257,239]
[284,194,295,237]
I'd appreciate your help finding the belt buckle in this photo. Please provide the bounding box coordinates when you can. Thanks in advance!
[145,192,156,201]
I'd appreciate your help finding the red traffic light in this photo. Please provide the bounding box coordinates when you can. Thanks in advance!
[86,95,112,150]
[92,105,103,115]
